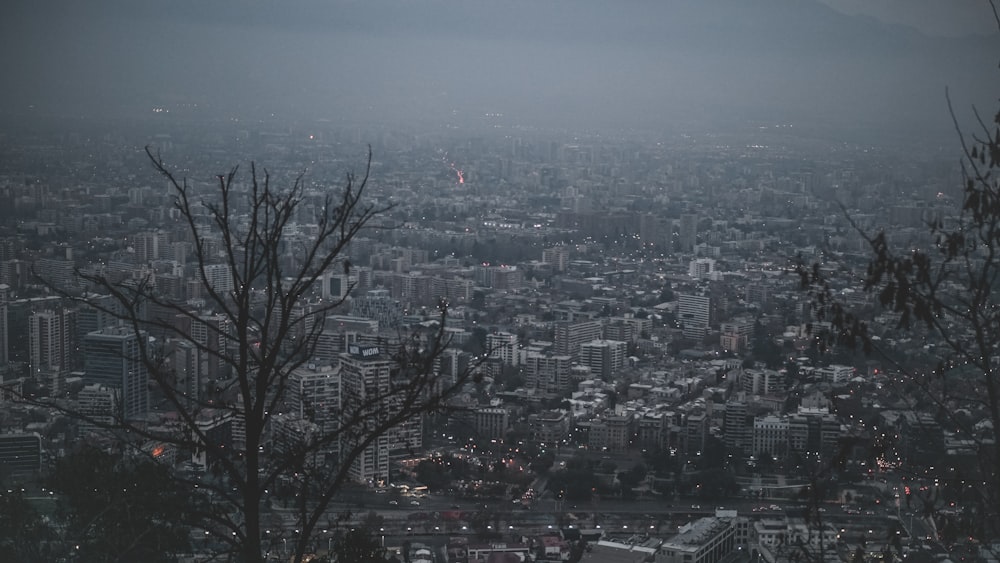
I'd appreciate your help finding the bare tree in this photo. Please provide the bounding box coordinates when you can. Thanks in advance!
[797,71,1000,560]
[25,147,472,562]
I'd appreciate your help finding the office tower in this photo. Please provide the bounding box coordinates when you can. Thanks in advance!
[473,406,509,442]
[76,295,122,343]
[741,368,786,396]
[287,363,342,459]
[84,326,148,420]
[688,257,717,279]
[541,245,570,272]
[685,411,707,454]
[167,339,203,403]
[678,293,711,340]
[678,213,698,253]
[132,230,169,263]
[486,331,519,366]
[190,314,231,381]
[523,352,572,394]
[202,263,234,293]
[33,257,77,291]
[338,346,395,484]
[788,407,841,457]
[578,339,627,379]
[554,319,603,359]
[29,308,76,392]
[723,400,750,455]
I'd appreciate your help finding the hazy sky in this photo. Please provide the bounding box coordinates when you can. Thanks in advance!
[2,0,997,138]
[820,0,997,37]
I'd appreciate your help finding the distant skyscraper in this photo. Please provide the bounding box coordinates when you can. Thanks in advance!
[29,308,76,392]
[678,213,698,253]
[167,339,203,404]
[190,314,231,381]
[84,326,148,420]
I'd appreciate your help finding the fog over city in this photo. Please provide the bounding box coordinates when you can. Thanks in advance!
[3,0,998,137]
[4,2,1000,562]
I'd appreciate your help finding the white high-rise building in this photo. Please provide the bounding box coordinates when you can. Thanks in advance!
[287,363,342,459]
[678,292,711,340]
[337,346,404,485]
[487,331,519,366]
[578,339,627,379]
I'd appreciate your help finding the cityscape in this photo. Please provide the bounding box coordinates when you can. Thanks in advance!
[1,1,999,563]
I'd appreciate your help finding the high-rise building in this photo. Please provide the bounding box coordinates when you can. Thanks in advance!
[741,369,786,396]
[83,326,148,420]
[487,331,519,366]
[77,383,117,431]
[29,308,76,392]
[338,346,395,484]
[787,407,841,457]
[167,339,203,404]
[752,415,789,458]
[554,319,603,359]
[287,363,342,459]
[323,271,357,301]
[688,258,717,279]
[678,213,698,253]
[132,230,170,263]
[578,339,627,379]
[723,401,750,455]
[202,263,234,293]
[523,353,572,395]
[190,313,231,381]
[473,406,509,441]
[678,293,711,340]
[541,245,570,272]
[685,411,707,454]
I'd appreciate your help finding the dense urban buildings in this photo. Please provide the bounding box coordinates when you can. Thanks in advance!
[0,93,994,563]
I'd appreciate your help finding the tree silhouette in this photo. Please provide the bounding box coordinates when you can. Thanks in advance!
[17,147,473,562]
[797,8,1000,548]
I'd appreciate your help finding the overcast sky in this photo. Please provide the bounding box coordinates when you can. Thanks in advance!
[2,0,997,138]
[820,0,997,37]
